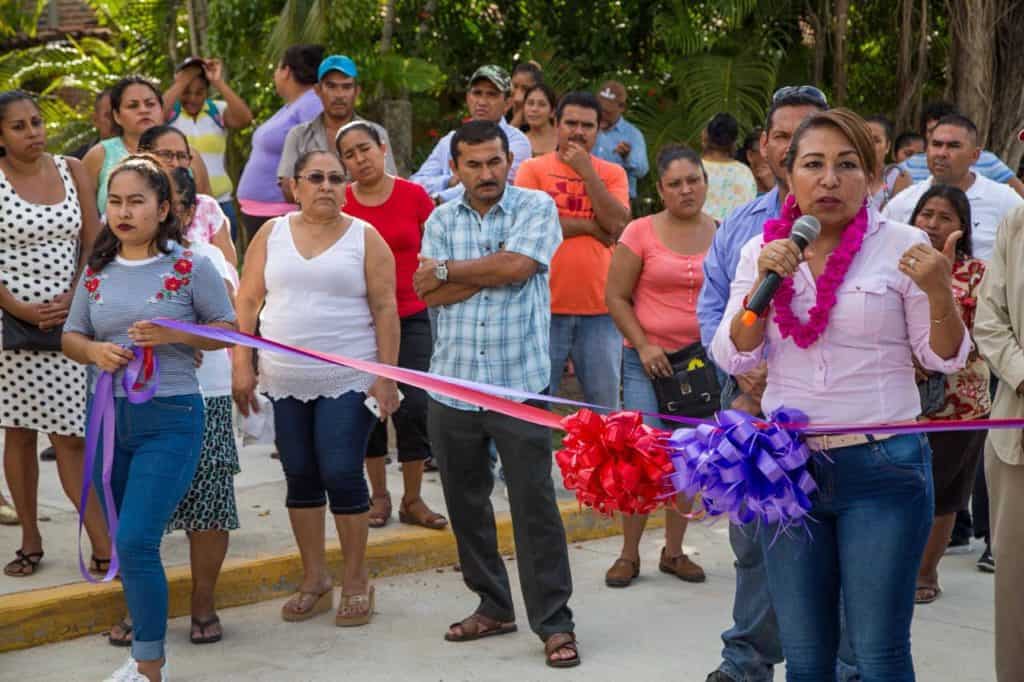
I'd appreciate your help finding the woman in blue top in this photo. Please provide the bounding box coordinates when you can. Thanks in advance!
[82,76,212,211]
[63,155,235,682]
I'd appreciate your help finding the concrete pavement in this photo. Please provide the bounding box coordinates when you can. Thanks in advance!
[1,528,997,681]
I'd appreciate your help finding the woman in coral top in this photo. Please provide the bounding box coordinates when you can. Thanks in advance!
[605,145,716,588]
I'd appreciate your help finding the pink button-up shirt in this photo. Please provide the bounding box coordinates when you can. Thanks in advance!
[711,212,970,425]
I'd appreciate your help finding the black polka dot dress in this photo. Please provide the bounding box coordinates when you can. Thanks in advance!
[0,156,87,436]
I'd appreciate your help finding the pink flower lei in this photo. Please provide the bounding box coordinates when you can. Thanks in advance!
[762,195,869,349]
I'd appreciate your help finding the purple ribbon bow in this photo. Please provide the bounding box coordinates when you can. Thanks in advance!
[78,347,159,583]
[665,408,817,532]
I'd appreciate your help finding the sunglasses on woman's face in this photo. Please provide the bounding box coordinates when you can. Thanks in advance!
[295,171,346,186]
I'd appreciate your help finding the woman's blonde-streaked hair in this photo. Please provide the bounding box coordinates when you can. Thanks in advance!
[784,108,879,184]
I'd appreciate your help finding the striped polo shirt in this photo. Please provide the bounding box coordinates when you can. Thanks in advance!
[171,100,233,202]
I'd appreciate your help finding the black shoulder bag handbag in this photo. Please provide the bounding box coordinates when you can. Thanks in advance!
[650,341,722,419]
[2,310,63,352]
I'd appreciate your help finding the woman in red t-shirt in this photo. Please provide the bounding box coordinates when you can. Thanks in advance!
[337,122,447,531]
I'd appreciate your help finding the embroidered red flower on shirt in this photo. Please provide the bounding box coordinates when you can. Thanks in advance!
[83,270,105,303]
[148,252,194,303]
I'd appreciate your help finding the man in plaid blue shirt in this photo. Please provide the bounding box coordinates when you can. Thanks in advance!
[414,120,580,668]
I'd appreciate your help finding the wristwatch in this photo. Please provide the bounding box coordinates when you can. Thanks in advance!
[435,260,449,282]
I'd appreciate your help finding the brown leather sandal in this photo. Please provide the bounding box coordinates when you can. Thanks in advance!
[544,631,581,668]
[399,497,448,530]
[368,493,392,528]
[604,557,639,587]
[4,549,43,577]
[444,612,518,642]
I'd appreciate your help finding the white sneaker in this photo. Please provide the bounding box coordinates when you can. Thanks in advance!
[103,656,169,682]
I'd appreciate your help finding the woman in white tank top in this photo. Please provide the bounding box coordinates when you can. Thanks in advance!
[232,151,400,626]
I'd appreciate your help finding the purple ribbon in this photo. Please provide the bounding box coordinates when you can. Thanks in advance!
[78,347,159,583]
[665,408,817,532]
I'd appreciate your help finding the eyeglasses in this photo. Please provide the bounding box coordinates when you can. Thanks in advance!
[295,171,346,186]
[772,85,828,106]
[152,149,192,164]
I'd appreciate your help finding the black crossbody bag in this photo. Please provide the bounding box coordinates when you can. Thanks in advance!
[650,342,722,419]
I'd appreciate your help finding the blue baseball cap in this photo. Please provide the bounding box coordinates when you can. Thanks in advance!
[317,55,358,81]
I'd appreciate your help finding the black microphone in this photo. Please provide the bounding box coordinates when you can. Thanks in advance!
[741,215,822,326]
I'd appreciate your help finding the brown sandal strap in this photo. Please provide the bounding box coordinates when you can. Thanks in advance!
[4,549,43,576]
[452,613,499,637]
[545,631,578,656]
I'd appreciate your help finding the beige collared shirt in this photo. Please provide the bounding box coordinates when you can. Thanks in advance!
[276,113,396,178]
[975,205,1024,465]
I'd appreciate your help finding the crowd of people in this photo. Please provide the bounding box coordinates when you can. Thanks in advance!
[1,44,1023,682]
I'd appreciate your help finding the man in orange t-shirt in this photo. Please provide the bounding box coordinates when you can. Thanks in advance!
[515,91,631,407]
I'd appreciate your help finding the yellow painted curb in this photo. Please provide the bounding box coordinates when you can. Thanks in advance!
[0,500,661,653]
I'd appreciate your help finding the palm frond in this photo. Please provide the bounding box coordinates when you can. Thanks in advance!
[0,0,47,39]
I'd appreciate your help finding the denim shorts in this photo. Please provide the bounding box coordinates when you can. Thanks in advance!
[271,391,375,515]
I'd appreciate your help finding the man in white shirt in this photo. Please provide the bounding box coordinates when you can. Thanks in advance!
[884,114,1023,261]
[410,65,531,203]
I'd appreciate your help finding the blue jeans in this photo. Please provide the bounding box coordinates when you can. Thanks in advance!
[271,392,376,515]
[760,434,933,682]
[94,394,205,662]
[549,313,622,409]
[219,199,239,243]
[716,371,859,682]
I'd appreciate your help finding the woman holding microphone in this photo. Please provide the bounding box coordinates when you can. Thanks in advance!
[711,109,968,681]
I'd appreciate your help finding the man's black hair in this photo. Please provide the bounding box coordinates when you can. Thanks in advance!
[765,94,828,132]
[555,91,601,124]
[920,101,958,137]
[450,120,510,162]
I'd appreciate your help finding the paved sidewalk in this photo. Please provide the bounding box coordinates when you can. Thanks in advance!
[0,440,525,596]
[1,530,996,681]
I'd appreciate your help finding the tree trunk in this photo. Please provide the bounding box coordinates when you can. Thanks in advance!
[894,0,929,133]
[380,0,396,54]
[832,0,849,105]
[805,0,827,88]
[947,0,996,145]
[186,0,200,57]
[380,99,413,176]
[989,0,1024,169]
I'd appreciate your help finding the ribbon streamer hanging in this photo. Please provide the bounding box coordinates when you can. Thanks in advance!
[78,347,159,583]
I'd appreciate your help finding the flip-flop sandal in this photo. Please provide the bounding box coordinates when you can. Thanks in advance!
[4,549,43,577]
[336,586,375,627]
[915,584,942,604]
[108,619,133,647]
[544,632,581,669]
[191,615,223,644]
[281,587,333,622]
[444,613,518,642]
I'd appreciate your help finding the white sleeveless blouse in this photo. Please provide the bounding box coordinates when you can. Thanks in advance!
[258,214,377,400]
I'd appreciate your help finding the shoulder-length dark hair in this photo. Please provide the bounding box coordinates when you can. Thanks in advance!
[909,184,973,257]
[89,155,182,271]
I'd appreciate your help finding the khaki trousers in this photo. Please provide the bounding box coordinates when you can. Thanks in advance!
[985,440,1024,681]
